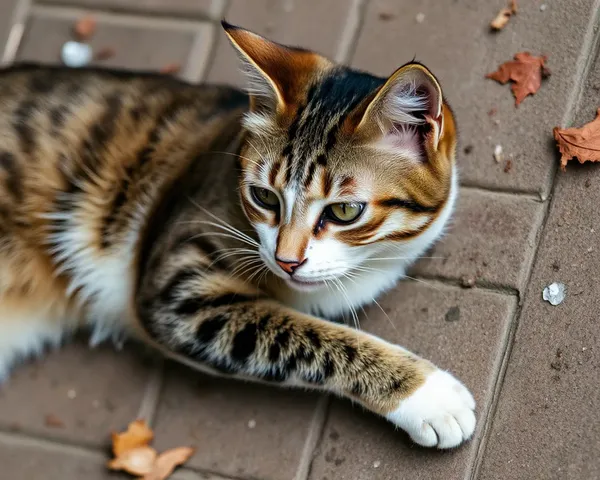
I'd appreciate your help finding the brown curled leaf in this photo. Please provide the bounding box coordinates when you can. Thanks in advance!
[490,0,517,30]
[554,108,600,171]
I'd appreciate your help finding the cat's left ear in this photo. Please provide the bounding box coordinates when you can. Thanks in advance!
[222,21,324,115]
[347,63,444,152]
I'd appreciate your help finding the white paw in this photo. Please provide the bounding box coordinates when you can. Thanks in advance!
[386,369,476,449]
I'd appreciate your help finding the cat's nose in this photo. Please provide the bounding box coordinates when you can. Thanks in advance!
[275,257,306,275]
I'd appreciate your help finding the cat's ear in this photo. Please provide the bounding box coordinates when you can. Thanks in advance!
[346,63,444,155]
[222,21,322,115]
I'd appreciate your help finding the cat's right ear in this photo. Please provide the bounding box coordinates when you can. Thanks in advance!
[222,21,322,116]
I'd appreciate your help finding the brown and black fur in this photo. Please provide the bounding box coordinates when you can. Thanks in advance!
[0,23,474,448]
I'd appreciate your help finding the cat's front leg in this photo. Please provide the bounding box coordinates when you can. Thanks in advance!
[136,269,475,449]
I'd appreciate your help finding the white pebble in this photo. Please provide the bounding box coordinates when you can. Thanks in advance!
[415,13,425,23]
[67,389,77,399]
[61,41,93,68]
[540,4,548,11]
[493,144,504,163]
[542,282,566,306]
[373,460,381,468]
[247,419,256,429]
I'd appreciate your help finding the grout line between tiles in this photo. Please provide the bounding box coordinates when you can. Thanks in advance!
[1,0,31,65]
[34,0,221,21]
[459,184,543,202]
[468,2,600,478]
[182,22,216,83]
[407,275,519,297]
[136,359,166,427]
[335,0,369,64]
[31,4,212,30]
[294,395,330,480]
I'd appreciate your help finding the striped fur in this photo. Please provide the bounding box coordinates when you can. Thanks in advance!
[0,23,475,449]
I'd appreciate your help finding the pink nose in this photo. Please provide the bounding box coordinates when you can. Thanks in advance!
[275,257,306,275]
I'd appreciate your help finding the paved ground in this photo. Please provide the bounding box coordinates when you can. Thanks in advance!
[0,0,599,479]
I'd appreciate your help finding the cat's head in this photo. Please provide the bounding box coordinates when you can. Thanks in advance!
[224,22,457,292]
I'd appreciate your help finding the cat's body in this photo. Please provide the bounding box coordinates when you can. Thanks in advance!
[0,23,475,449]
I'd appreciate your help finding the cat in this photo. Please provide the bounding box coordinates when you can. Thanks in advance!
[0,21,475,449]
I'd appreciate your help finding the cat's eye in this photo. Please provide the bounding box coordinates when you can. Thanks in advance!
[325,202,365,224]
[250,186,280,210]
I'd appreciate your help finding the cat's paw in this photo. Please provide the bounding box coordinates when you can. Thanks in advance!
[386,369,476,449]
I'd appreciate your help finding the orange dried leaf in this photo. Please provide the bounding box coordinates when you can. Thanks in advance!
[112,419,154,457]
[486,52,550,106]
[141,446,195,480]
[108,446,157,476]
[490,0,517,30]
[74,15,96,41]
[554,108,600,171]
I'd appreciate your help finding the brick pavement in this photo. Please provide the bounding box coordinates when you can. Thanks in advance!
[0,1,598,479]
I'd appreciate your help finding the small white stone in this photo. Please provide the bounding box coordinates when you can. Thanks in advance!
[373,460,381,468]
[540,4,548,11]
[415,13,425,23]
[61,41,93,68]
[67,389,77,399]
[493,144,504,163]
[247,419,256,429]
[542,282,566,306]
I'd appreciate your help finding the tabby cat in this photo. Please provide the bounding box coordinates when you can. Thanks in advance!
[0,22,475,449]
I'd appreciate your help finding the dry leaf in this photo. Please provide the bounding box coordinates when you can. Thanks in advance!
[159,63,181,75]
[108,446,158,476]
[74,16,96,41]
[112,419,154,457]
[94,46,116,61]
[490,0,517,30]
[141,447,195,480]
[486,52,550,106]
[553,108,600,171]
[44,414,64,428]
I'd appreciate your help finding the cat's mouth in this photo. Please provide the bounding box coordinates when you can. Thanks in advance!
[285,276,327,292]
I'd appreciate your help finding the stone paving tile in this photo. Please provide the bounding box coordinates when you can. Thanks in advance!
[18,6,212,81]
[35,0,221,18]
[206,0,355,86]
[153,363,321,480]
[0,341,155,447]
[0,432,127,479]
[309,282,516,480]
[353,0,597,195]
[411,189,544,291]
[478,57,600,480]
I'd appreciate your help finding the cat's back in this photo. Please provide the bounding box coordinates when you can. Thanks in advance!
[0,64,248,333]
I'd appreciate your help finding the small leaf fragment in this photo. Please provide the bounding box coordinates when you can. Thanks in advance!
[553,108,600,170]
[141,447,196,480]
[159,63,181,75]
[94,46,116,61]
[108,446,158,476]
[486,52,550,106]
[490,0,517,30]
[112,419,154,457]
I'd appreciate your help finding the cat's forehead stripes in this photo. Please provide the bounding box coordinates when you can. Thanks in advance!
[279,68,384,191]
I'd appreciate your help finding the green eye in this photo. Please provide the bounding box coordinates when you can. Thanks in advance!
[326,202,365,224]
[251,186,280,210]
